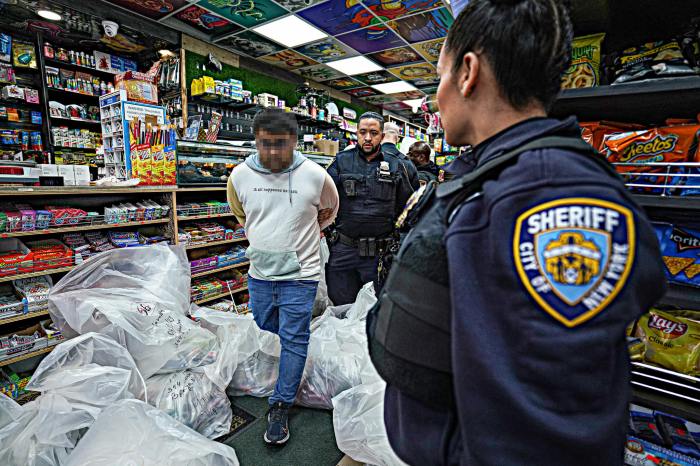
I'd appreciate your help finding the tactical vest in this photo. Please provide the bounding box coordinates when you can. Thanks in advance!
[335,149,402,237]
[367,136,620,411]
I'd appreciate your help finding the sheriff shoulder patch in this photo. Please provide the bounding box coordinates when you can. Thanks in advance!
[513,198,635,327]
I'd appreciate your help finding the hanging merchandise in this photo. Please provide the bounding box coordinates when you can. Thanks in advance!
[64,399,240,466]
[146,370,233,440]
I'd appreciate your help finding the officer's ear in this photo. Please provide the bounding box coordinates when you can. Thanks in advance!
[457,52,479,99]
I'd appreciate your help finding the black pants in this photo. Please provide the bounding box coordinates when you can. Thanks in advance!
[326,242,378,305]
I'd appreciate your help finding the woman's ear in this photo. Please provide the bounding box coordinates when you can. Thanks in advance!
[458,52,480,98]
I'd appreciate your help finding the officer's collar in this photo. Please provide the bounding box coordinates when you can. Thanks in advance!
[359,148,384,163]
[473,116,579,168]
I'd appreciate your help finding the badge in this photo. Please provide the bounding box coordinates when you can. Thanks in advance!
[513,198,635,327]
[395,183,428,229]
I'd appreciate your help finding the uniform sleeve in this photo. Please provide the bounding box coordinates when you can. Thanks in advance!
[226,176,246,227]
[319,171,339,230]
[395,160,417,216]
[326,158,340,186]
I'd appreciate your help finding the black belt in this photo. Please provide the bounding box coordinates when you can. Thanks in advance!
[337,232,390,257]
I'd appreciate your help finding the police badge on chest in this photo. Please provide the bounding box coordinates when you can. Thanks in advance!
[513,198,636,327]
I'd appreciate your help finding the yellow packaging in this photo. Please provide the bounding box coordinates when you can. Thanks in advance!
[164,146,176,185]
[562,33,605,89]
[135,144,152,185]
[151,144,165,185]
[191,78,203,96]
[635,309,700,375]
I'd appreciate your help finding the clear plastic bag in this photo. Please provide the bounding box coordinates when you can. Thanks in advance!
[227,330,281,398]
[313,237,332,316]
[26,332,146,405]
[146,370,233,440]
[65,399,240,466]
[0,393,94,466]
[48,246,218,378]
[332,382,408,466]
[0,393,22,430]
[345,281,376,322]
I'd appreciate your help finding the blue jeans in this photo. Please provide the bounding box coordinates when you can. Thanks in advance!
[248,277,319,406]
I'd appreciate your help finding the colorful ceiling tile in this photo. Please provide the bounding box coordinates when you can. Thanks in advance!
[174,5,243,36]
[345,87,380,97]
[294,38,357,63]
[413,38,443,63]
[418,85,438,94]
[216,31,285,57]
[370,46,423,67]
[198,0,287,28]
[337,25,405,54]
[103,0,189,20]
[363,0,444,21]
[388,7,453,43]
[273,0,326,12]
[388,62,436,81]
[326,77,365,90]
[295,64,344,81]
[360,95,394,104]
[388,90,425,100]
[383,101,411,111]
[298,0,376,35]
[411,71,440,87]
[258,49,319,69]
[354,70,399,85]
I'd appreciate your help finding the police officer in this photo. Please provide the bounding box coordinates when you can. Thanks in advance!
[381,121,410,161]
[368,1,666,465]
[408,141,440,185]
[326,112,418,305]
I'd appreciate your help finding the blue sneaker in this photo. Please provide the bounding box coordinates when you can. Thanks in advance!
[264,402,290,445]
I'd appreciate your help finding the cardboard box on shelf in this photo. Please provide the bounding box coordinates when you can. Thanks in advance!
[0,323,48,362]
[314,139,339,156]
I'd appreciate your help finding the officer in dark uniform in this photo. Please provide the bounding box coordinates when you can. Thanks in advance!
[408,141,441,185]
[326,112,418,305]
[368,1,666,465]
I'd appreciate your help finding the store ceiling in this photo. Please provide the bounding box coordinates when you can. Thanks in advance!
[100,0,450,122]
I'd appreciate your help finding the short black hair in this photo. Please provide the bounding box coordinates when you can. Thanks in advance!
[409,141,431,158]
[253,108,298,137]
[358,112,384,131]
[444,0,573,110]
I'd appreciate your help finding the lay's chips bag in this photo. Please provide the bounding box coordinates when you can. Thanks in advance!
[635,309,700,375]
[654,222,700,288]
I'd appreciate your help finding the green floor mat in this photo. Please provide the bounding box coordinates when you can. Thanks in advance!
[221,396,344,466]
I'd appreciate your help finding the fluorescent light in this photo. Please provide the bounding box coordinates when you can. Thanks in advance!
[38,10,62,21]
[326,56,382,76]
[372,81,418,94]
[252,16,327,48]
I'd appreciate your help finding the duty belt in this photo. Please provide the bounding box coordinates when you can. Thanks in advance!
[337,232,390,257]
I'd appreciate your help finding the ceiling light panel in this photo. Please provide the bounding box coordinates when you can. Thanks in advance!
[326,56,382,76]
[252,16,327,48]
[372,81,418,94]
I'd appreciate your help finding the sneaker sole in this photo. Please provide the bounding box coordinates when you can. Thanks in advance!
[263,430,290,446]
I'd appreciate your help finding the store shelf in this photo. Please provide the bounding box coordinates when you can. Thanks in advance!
[0,310,49,325]
[0,218,169,239]
[633,195,700,211]
[193,285,248,305]
[632,388,700,425]
[0,265,74,283]
[0,186,177,196]
[54,146,97,151]
[657,283,700,310]
[0,346,54,367]
[177,187,227,192]
[50,115,101,125]
[47,87,99,99]
[178,213,234,221]
[0,98,41,106]
[185,238,247,250]
[631,362,700,423]
[552,76,700,123]
[191,261,250,279]
[189,94,254,110]
[43,58,119,75]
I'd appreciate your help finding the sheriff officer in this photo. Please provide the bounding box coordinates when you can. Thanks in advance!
[326,112,418,305]
[368,1,666,465]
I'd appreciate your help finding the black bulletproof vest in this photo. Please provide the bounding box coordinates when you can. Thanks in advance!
[335,150,400,238]
[367,136,620,411]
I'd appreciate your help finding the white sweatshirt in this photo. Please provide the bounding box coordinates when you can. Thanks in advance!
[227,152,338,281]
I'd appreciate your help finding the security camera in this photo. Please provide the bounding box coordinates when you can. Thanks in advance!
[102,20,119,38]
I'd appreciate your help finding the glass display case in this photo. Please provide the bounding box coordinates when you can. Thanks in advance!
[176,140,254,186]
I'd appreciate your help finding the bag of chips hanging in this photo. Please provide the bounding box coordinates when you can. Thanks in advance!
[654,222,700,288]
[562,33,605,89]
[612,39,697,84]
[635,309,700,375]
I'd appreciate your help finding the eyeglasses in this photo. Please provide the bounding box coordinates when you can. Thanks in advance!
[421,95,439,113]
[257,139,292,149]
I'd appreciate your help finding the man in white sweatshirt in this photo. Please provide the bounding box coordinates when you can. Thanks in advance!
[227,108,339,446]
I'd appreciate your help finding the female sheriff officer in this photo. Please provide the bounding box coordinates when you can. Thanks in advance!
[367,0,666,465]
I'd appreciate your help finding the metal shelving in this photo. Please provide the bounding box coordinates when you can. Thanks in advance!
[185,238,246,250]
[177,213,234,221]
[0,265,75,284]
[0,310,49,325]
[0,218,169,239]
[193,285,248,305]
[191,261,250,279]
[0,346,54,367]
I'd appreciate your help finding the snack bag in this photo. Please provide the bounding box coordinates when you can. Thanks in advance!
[601,125,700,194]
[629,405,665,445]
[635,309,700,375]
[164,143,176,185]
[151,144,164,185]
[12,41,36,69]
[580,121,644,152]
[613,39,697,84]
[562,33,605,89]
[656,412,700,459]
[654,222,700,287]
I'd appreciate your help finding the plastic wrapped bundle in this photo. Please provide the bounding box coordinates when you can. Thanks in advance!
[26,332,146,405]
[332,382,408,466]
[0,393,22,429]
[146,370,232,440]
[227,331,280,398]
[345,281,376,322]
[65,399,240,466]
[0,393,94,466]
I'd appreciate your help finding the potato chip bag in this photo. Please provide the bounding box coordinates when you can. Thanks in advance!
[613,39,696,84]
[562,33,605,89]
[654,222,700,288]
[580,121,644,152]
[635,309,700,375]
[602,125,700,194]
